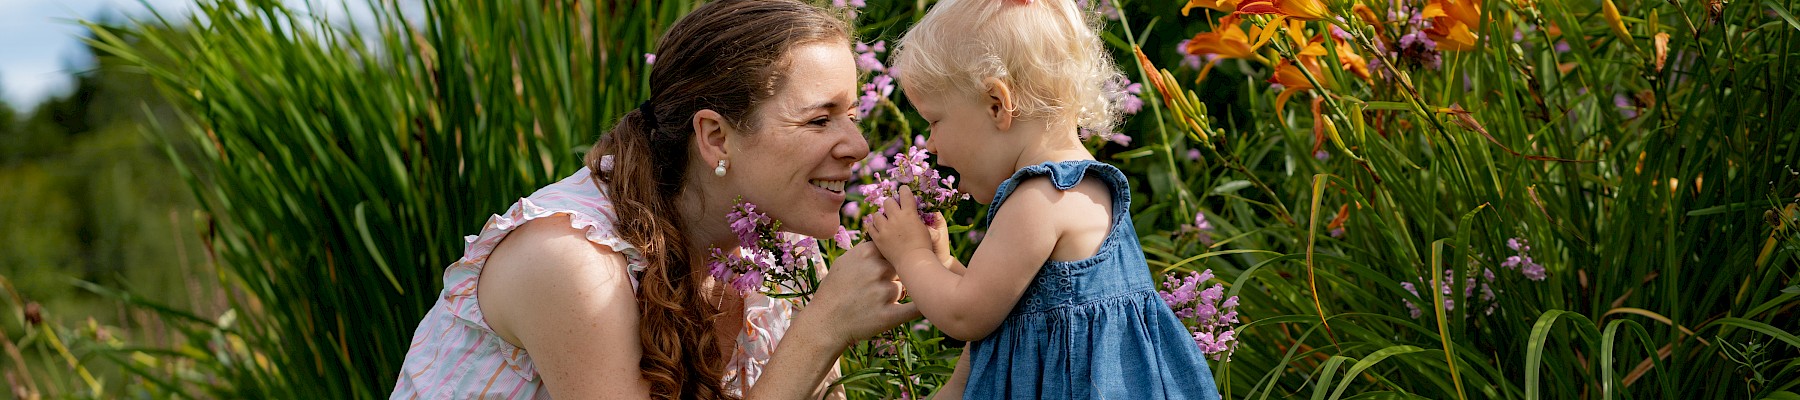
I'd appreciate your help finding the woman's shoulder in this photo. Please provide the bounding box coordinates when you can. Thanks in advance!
[478,213,642,348]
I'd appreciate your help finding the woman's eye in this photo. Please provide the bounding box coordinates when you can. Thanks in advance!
[847,113,862,123]
[809,117,831,126]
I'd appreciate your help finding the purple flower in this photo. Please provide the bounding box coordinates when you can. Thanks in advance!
[1396,31,1443,70]
[726,203,770,247]
[1401,266,1501,319]
[1075,0,1121,20]
[1176,39,1204,70]
[834,227,858,250]
[1109,132,1133,146]
[1184,211,1216,247]
[709,200,829,296]
[731,269,764,293]
[859,146,968,226]
[1187,149,1202,161]
[855,41,887,72]
[1161,270,1240,361]
[1314,149,1330,161]
[1400,282,1423,318]
[1615,94,1638,119]
[1502,237,1547,281]
[1521,262,1546,281]
[1104,76,1145,115]
[858,73,895,117]
[644,53,656,65]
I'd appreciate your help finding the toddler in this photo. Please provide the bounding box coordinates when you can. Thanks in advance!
[865,0,1224,398]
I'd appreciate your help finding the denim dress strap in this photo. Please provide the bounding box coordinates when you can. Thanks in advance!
[980,159,1133,229]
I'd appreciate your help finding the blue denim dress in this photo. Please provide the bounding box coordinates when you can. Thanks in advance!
[963,160,1221,399]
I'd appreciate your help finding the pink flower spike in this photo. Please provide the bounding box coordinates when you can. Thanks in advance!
[834,227,859,250]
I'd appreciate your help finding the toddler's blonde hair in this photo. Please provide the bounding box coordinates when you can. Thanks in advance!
[892,0,1127,135]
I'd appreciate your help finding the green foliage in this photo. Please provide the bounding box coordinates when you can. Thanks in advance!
[7,0,1791,399]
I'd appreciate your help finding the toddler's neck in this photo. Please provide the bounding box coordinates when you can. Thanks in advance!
[1007,120,1097,172]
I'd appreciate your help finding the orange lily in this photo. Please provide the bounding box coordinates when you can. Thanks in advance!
[1269,56,1330,110]
[1184,0,1242,15]
[1333,40,1372,81]
[1235,0,1332,21]
[1423,0,1481,51]
[1186,15,1261,59]
[1295,35,1372,82]
[1184,15,1268,81]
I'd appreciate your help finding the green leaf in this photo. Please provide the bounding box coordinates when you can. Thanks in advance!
[1766,0,1800,31]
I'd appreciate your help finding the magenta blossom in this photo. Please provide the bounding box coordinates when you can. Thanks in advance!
[1160,269,1241,361]
[708,199,826,297]
[859,145,967,226]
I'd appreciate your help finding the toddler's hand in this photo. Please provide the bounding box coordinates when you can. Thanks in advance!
[924,212,955,266]
[864,189,937,268]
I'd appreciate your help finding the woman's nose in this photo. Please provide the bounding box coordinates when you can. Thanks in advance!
[837,123,871,162]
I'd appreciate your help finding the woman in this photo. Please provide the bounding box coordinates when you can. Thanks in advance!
[392,1,918,398]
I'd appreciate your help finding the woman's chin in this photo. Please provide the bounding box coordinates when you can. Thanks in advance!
[778,215,838,239]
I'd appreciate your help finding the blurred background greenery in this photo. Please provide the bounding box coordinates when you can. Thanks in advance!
[1,0,1797,399]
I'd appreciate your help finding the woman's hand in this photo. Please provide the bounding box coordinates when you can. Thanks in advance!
[800,241,921,345]
[749,241,919,399]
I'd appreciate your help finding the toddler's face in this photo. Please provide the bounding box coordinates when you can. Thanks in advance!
[902,83,1009,204]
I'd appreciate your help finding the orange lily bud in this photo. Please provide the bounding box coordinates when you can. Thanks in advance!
[1352,4,1384,36]
[1653,32,1670,72]
[1601,0,1637,49]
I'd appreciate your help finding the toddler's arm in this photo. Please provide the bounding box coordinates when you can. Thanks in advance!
[864,187,1058,340]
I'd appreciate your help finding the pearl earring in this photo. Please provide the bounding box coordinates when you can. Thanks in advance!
[714,160,729,177]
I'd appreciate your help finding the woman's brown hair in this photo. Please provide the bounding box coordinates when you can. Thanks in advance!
[586,0,850,398]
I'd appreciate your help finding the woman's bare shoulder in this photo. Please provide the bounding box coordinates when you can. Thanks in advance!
[479,214,641,348]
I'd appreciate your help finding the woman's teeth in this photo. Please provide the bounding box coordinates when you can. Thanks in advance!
[809,179,846,193]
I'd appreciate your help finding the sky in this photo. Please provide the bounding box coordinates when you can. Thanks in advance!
[0,0,387,112]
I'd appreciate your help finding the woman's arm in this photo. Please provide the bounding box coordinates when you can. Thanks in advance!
[747,242,920,400]
[478,215,651,398]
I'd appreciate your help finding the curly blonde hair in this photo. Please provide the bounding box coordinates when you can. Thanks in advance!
[892,0,1127,134]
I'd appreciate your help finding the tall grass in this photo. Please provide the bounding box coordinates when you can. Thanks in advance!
[75,0,685,397]
[21,0,1793,398]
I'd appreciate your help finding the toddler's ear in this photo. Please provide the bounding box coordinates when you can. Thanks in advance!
[983,77,1015,131]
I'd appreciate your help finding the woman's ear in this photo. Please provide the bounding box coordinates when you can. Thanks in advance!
[693,109,732,168]
[983,77,1015,131]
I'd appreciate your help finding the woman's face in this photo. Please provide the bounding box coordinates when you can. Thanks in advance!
[727,42,868,237]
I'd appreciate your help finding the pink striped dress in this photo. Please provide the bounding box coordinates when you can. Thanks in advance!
[392,165,797,399]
